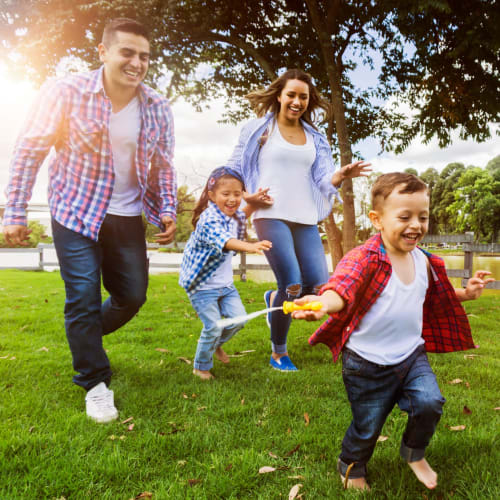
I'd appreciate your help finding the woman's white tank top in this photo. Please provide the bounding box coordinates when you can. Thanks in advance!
[254,124,318,224]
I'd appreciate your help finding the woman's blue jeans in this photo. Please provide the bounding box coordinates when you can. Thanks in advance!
[253,218,329,353]
[189,285,246,371]
[51,215,148,390]
[338,346,446,479]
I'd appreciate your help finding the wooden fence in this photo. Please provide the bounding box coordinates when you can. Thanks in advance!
[421,234,499,289]
[0,235,499,289]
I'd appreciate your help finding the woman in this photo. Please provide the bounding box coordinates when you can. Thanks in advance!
[225,68,371,371]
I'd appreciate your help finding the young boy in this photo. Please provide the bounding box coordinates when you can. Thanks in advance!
[292,172,494,491]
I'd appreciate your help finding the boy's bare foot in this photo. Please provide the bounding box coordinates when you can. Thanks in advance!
[339,473,370,490]
[215,347,230,364]
[407,458,437,489]
[193,368,214,380]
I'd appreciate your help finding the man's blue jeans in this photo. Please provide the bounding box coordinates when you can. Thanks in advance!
[253,218,329,353]
[338,346,445,479]
[189,285,246,371]
[51,215,148,390]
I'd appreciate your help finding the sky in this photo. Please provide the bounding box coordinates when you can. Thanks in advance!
[0,65,498,206]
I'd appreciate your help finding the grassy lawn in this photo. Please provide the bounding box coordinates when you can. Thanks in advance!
[0,270,499,500]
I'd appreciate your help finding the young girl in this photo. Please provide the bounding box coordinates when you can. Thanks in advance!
[179,167,272,380]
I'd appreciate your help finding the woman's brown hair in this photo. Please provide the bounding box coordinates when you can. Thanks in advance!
[245,69,329,128]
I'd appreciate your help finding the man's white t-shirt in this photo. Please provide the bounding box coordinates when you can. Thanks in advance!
[107,97,143,216]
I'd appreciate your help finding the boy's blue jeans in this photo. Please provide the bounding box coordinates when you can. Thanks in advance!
[338,345,445,479]
[253,218,329,354]
[189,285,246,371]
[51,215,148,391]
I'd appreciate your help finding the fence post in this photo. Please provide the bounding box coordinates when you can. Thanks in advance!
[239,252,247,282]
[38,244,43,271]
[463,232,474,282]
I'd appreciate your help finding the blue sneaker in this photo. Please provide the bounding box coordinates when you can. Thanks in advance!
[269,355,298,371]
[263,290,273,329]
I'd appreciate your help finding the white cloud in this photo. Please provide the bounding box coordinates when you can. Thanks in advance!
[368,129,499,174]
[365,97,499,173]
[171,99,240,189]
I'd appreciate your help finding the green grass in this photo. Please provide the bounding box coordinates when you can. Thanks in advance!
[0,270,499,500]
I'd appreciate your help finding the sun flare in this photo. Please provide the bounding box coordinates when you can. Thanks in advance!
[0,65,37,112]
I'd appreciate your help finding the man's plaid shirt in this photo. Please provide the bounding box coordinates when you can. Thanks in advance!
[309,233,475,361]
[179,201,246,296]
[3,67,176,241]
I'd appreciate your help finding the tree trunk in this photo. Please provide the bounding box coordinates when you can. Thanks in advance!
[324,214,343,268]
[324,111,343,269]
[330,71,356,254]
[304,0,357,260]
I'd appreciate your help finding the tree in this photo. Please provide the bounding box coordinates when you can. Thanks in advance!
[382,0,500,151]
[2,0,498,263]
[448,167,500,242]
[420,167,439,234]
[486,155,500,182]
[432,162,467,234]
[174,185,196,243]
[404,167,418,176]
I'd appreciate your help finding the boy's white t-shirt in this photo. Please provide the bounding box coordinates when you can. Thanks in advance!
[107,97,143,216]
[198,217,238,290]
[254,124,318,224]
[345,248,429,365]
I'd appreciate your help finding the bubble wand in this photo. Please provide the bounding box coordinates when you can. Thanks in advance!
[216,301,323,328]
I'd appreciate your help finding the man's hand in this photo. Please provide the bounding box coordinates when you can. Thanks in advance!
[154,216,176,245]
[3,225,32,247]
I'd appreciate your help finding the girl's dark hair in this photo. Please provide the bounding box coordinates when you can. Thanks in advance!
[245,68,330,128]
[191,174,244,228]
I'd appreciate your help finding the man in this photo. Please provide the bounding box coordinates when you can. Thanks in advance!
[3,18,177,423]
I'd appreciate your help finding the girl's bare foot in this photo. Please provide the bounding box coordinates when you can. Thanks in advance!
[270,290,276,308]
[407,458,437,489]
[339,474,370,490]
[215,347,230,364]
[193,368,214,380]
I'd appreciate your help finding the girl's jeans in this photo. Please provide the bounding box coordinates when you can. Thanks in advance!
[189,285,246,371]
[253,218,329,353]
[338,345,445,479]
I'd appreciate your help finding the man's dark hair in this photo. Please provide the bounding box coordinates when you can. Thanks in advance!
[102,18,150,46]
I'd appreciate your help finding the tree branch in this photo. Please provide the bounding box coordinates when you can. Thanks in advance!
[185,29,277,81]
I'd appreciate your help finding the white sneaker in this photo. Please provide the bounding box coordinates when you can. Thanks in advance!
[85,382,118,423]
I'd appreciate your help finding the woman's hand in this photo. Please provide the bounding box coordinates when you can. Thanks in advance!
[331,160,372,187]
[243,187,274,208]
